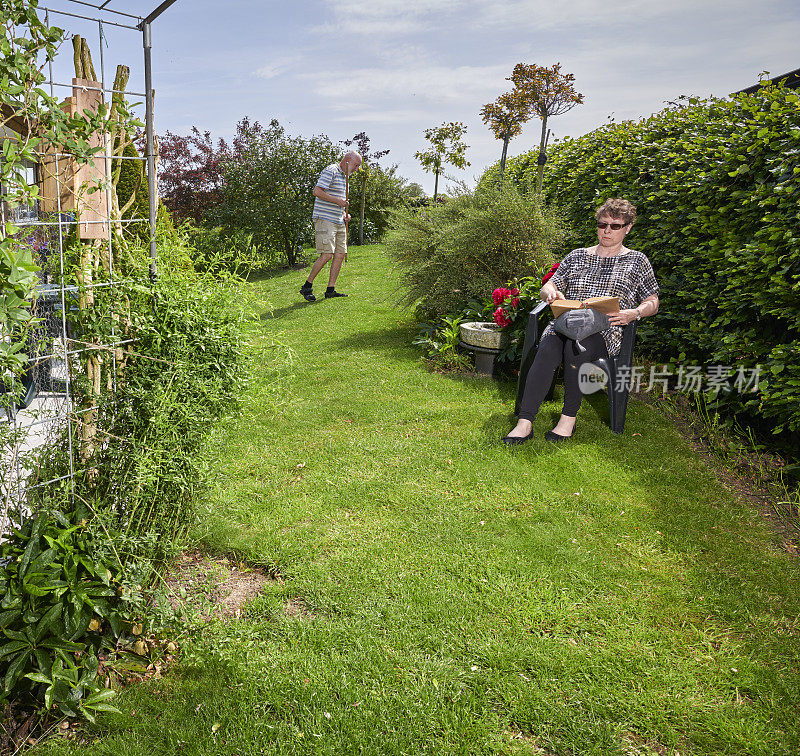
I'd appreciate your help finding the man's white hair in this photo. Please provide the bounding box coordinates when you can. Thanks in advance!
[343,150,362,163]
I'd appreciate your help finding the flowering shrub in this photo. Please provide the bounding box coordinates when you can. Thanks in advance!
[541,262,559,285]
[491,287,520,327]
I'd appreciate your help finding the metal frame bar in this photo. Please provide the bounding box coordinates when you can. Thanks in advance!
[45,81,149,98]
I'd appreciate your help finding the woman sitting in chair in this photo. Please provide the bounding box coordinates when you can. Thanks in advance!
[502,198,660,444]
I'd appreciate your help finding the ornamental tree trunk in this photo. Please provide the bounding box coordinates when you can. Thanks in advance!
[433,169,440,203]
[499,136,510,178]
[535,113,549,197]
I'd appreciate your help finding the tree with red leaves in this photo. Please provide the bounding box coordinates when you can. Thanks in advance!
[157,127,230,224]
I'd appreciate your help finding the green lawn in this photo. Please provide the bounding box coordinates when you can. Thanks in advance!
[38,245,800,755]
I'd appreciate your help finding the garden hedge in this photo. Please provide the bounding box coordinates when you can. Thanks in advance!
[486,85,800,447]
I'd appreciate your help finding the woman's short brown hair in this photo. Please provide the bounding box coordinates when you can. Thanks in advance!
[595,198,636,225]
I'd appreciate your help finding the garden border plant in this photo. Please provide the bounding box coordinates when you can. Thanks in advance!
[386,180,566,324]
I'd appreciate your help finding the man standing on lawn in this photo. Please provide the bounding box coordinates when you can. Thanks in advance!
[300,151,362,301]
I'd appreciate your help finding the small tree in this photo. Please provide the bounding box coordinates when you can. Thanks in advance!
[342,131,389,245]
[508,62,583,195]
[480,90,531,178]
[414,121,470,202]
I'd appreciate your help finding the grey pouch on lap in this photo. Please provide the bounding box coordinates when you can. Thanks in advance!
[553,308,610,354]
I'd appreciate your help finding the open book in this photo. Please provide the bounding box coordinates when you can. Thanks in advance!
[550,296,619,318]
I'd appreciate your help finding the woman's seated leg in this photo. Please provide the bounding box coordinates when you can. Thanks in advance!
[504,333,566,440]
[551,333,610,437]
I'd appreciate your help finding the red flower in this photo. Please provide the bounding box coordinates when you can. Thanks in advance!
[493,307,512,328]
[511,297,520,308]
[542,263,560,285]
[492,287,511,305]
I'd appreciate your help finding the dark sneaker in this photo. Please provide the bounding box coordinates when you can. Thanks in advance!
[300,285,316,302]
[324,289,348,298]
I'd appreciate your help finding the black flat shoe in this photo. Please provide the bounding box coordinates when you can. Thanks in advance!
[300,286,316,302]
[325,289,347,298]
[545,430,573,442]
[501,430,534,446]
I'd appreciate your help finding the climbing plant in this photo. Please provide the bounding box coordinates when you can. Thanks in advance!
[0,3,105,402]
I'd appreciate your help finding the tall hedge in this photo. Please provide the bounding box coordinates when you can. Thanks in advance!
[487,86,800,445]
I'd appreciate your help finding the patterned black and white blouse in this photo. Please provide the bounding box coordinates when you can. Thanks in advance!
[544,247,660,356]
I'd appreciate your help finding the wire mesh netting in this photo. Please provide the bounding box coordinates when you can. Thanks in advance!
[1,1,160,533]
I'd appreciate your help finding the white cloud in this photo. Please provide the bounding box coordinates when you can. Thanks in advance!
[302,63,508,105]
[253,55,302,80]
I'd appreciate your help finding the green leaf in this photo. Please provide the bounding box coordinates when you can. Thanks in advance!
[83,688,117,706]
[33,603,63,643]
[4,649,30,692]
[0,640,30,660]
[18,532,42,578]
[24,672,52,685]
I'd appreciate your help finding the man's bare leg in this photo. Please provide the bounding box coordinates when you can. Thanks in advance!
[327,253,346,288]
[306,253,333,284]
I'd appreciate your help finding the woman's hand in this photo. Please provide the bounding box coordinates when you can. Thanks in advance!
[543,288,566,304]
[608,308,639,327]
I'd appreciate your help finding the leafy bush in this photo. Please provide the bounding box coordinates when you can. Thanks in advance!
[183,223,274,275]
[1,230,247,722]
[29,225,247,556]
[386,182,567,321]
[0,508,145,721]
[212,118,340,267]
[54,272,244,553]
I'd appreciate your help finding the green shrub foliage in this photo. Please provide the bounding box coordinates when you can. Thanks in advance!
[213,118,339,267]
[0,508,143,721]
[386,182,566,320]
[489,86,800,441]
[61,272,244,553]
[31,225,246,555]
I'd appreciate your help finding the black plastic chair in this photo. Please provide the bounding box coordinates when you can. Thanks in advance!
[514,302,638,434]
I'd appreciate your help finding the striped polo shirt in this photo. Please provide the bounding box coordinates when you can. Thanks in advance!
[312,163,346,224]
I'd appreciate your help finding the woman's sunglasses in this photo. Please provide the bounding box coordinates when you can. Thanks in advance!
[596,221,628,230]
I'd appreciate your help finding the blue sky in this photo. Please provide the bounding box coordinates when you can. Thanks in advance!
[41,0,800,194]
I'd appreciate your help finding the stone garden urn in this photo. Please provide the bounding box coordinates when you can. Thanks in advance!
[459,322,509,375]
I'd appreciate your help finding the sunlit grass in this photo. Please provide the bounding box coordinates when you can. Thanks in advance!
[36,245,800,756]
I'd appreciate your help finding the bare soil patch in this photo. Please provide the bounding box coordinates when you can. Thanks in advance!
[163,550,274,620]
[284,596,315,620]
